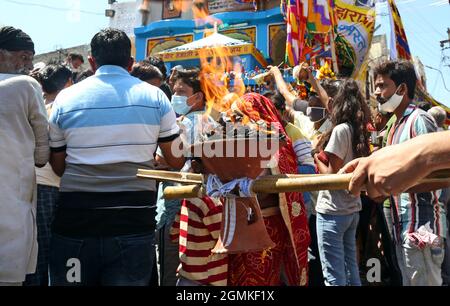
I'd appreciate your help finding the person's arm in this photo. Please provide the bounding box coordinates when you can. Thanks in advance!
[305,67,331,111]
[48,99,67,176]
[401,114,443,193]
[314,152,343,174]
[155,153,170,170]
[158,136,185,170]
[157,91,186,170]
[28,79,50,167]
[267,65,298,107]
[315,124,349,174]
[50,151,67,177]
[341,131,450,198]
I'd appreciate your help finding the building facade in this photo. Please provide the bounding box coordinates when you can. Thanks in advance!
[33,44,90,71]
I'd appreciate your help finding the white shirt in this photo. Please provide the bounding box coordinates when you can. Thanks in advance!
[294,111,332,141]
[0,74,49,282]
[36,103,60,187]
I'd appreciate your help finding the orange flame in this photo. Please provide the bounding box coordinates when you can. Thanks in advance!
[192,0,222,28]
[190,2,262,126]
[165,1,265,130]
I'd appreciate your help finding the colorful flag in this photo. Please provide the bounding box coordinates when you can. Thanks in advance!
[307,0,333,33]
[387,0,412,60]
[328,0,338,27]
[334,0,376,77]
[285,0,307,66]
[285,1,340,65]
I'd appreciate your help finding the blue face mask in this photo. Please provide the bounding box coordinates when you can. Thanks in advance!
[171,95,193,115]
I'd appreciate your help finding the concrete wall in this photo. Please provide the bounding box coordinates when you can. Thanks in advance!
[366,34,389,97]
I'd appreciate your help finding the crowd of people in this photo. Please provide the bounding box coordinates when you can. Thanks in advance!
[0,25,449,287]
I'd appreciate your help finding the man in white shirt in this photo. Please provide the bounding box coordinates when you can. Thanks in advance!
[0,26,50,286]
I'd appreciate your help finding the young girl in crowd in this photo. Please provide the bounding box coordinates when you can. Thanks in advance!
[314,79,371,286]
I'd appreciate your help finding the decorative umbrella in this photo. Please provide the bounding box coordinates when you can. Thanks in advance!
[157,30,267,70]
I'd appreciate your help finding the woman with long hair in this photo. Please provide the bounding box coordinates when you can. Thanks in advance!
[314,79,371,286]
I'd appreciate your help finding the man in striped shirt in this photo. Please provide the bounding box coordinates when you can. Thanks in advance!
[374,60,446,286]
[48,28,184,286]
[171,197,227,286]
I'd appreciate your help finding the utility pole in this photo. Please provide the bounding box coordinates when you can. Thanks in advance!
[440,28,450,69]
[440,28,450,49]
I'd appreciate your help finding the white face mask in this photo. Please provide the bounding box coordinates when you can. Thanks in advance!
[378,85,404,113]
[171,95,193,115]
[306,106,326,123]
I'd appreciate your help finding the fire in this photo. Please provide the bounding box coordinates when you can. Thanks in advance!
[192,0,222,28]
[190,2,263,127]
[165,1,269,132]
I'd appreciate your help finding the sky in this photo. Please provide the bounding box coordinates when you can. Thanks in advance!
[0,0,449,106]
[374,0,450,107]
[0,0,109,53]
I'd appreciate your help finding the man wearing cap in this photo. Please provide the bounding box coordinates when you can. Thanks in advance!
[0,26,50,286]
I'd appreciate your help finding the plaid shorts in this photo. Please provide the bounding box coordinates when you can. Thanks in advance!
[24,184,59,286]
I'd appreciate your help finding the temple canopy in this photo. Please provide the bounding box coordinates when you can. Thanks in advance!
[157,31,267,72]
[161,32,248,52]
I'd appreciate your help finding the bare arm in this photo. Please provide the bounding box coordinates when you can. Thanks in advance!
[49,150,66,177]
[306,68,331,111]
[314,152,344,174]
[155,153,170,170]
[267,65,298,107]
[29,79,50,167]
[158,136,186,170]
[341,131,450,198]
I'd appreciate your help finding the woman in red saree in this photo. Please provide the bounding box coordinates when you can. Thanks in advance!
[227,92,311,286]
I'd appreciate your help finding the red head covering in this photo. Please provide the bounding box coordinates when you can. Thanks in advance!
[228,92,311,286]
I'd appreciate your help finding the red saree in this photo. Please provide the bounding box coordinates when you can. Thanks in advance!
[227,93,310,286]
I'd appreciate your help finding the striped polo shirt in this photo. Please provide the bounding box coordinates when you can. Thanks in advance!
[387,104,447,243]
[284,122,315,168]
[171,197,228,286]
[48,65,180,236]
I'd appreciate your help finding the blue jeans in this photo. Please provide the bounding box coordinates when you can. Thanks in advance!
[317,212,361,286]
[298,165,316,206]
[156,222,179,286]
[49,232,155,286]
